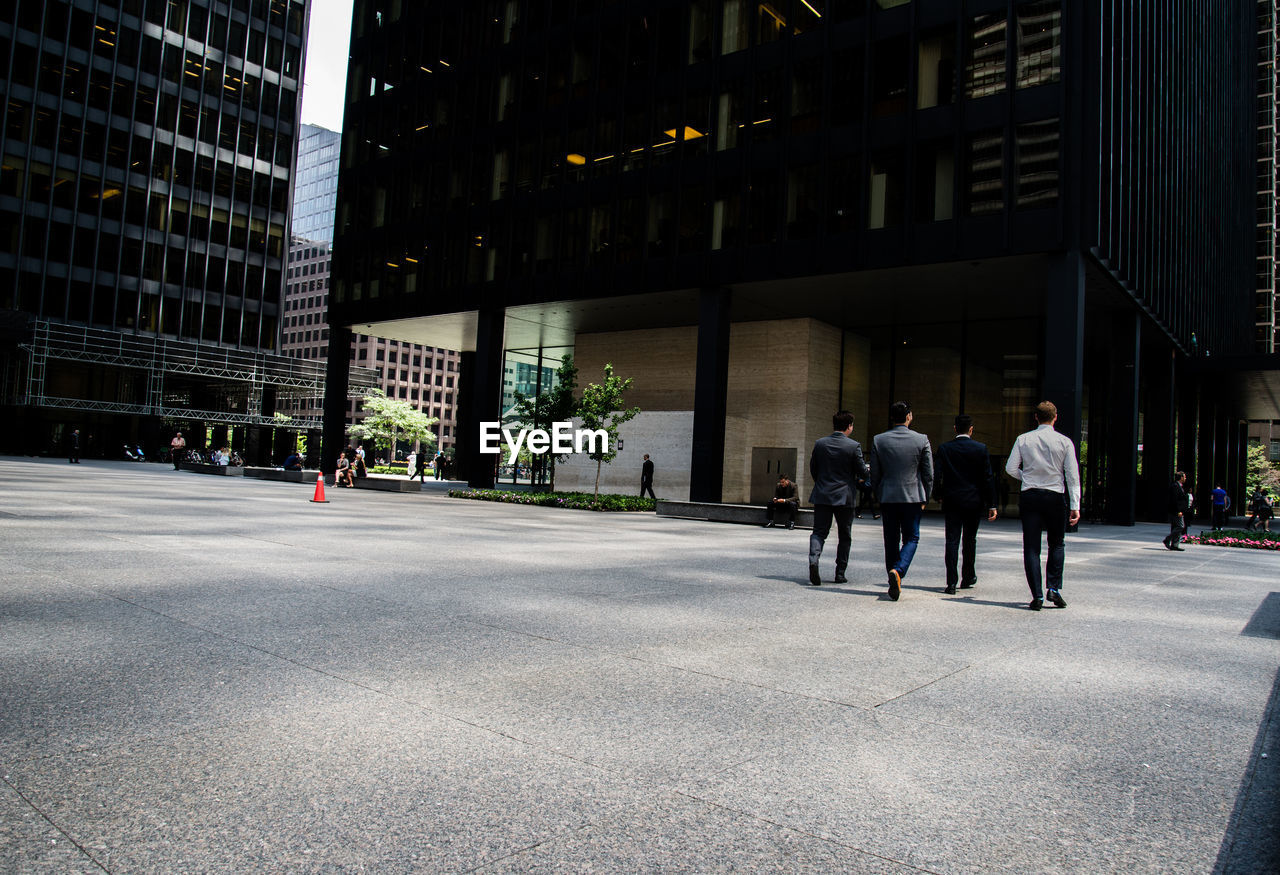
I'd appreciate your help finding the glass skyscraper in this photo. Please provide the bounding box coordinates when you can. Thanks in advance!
[0,0,365,461]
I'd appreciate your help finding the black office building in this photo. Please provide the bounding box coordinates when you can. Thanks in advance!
[328,0,1258,522]
[0,0,355,462]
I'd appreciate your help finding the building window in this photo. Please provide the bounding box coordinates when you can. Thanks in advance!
[966,13,1007,99]
[868,152,904,229]
[917,26,957,109]
[1015,119,1060,209]
[915,141,955,222]
[967,130,1005,216]
[872,35,910,117]
[1016,1,1061,88]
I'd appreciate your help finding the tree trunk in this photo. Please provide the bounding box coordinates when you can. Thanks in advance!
[594,459,602,501]
[550,457,557,493]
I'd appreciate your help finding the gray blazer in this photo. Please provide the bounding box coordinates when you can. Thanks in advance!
[808,432,869,507]
[871,425,934,504]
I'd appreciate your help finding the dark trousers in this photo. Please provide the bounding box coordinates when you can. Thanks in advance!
[641,480,656,499]
[809,504,854,574]
[1211,506,1227,529]
[880,503,923,578]
[856,487,877,517]
[171,448,182,470]
[1165,513,1185,545]
[68,446,79,463]
[765,500,797,525]
[1019,489,1067,599]
[943,507,983,587]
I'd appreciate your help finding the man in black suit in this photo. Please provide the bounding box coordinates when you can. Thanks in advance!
[1164,471,1189,550]
[67,428,81,464]
[640,454,656,499]
[934,414,998,594]
[807,410,869,585]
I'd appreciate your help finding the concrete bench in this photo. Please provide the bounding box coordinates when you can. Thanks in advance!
[351,476,422,493]
[244,467,307,482]
[179,462,244,476]
[656,499,814,528]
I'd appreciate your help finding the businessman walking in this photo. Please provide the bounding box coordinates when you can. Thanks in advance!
[934,414,998,594]
[871,402,933,601]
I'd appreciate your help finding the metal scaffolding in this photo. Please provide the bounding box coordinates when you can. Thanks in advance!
[10,321,377,428]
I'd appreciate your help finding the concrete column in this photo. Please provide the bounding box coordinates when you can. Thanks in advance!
[1140,339,1175,522]
[456,308,505,489]
[1234,420,1249,523]
[1105,312,1141,525]
[1043,250,1085,447]
[1213,414,1231,502]
[1196,389,1215,514]
[690,287,732,503]
[322,324,352,481]
[1176,373,1198,480]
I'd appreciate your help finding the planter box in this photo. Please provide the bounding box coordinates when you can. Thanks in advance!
[350,477,421,493]
[655,499,814,528]
[179,462,244,476]
[244,467,306,483]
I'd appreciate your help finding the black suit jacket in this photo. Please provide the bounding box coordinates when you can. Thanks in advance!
[934,436,996,511]
[641,459,654,483]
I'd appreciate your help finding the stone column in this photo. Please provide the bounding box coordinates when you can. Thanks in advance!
[1105,311,1141,525]
[456,308,505,489]
[691,287,731,503]
[322,325,352,481]
[1043,251,1085,448]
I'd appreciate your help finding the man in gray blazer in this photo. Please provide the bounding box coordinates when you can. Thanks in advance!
[871,401,934,601]
[807,410,869,585]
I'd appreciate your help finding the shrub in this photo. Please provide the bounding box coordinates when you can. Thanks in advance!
[448,489,655,512]
[1185,529,1280,550]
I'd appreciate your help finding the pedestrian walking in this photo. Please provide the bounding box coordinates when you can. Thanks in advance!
[640,454,656,499]
[169,432,186,470]
[1164,472,1190,551]
[67,428,81,464]
[934,414,998,594]
[1005,401,1081,611]
[870,401,933,601]
[1210,483,1230,530]
[807,410,868,585]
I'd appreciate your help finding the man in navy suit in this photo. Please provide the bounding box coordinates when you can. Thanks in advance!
[807,410,869,586]
[934,414,998,594]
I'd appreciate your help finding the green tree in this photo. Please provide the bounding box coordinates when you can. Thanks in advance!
[511,355,579,491]
[348,389,439,461]
[578,363,641,501]
[1246,442,1280,495]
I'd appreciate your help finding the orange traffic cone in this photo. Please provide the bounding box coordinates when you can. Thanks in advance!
[309,471,330,503]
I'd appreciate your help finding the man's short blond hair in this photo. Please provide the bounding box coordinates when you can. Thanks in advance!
[1035,401,1058,423]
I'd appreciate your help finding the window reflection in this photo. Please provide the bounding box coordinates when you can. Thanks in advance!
[1016,119,1059,208]
[967,130,1005,215]
[966,13,1007,99]
[1016,1,1061,88]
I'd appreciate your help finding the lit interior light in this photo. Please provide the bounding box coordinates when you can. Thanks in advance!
[593,154,615,162]
[386,262,399,268]
[753,118,773,125]
[653,140,676,148]
[800,0,822,17]
[405,256,418,263]
[419,66,432,73]
[629,146,644,153]
[566,153,586,165]
[438,59,451,67]
[415,124,429,131]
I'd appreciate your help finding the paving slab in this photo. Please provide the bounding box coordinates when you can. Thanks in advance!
[0,457,1276,872]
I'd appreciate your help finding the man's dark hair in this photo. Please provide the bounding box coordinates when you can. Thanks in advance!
[832,410,854,431]
[1175,471,1186,482]
[1035,401,1058,423]
[889,401,911,424]
[778,473,789,481]
[954,414,973,433]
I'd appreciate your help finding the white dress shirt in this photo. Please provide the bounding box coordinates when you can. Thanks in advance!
[1005,424,1081,510]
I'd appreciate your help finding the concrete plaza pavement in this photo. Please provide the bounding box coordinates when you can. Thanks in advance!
[0,457,1276,873]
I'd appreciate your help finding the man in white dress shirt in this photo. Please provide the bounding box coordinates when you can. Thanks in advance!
[1005,401,1081,611]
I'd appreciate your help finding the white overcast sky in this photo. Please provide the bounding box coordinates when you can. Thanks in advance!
[300,0,355,133]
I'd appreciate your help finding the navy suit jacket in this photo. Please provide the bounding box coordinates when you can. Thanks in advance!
[934,436,996,511]
[808,432,868,507]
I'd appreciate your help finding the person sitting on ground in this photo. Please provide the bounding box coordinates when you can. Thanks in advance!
[763,473,800,529]
[282,451,303,471]
[336,452,354,487]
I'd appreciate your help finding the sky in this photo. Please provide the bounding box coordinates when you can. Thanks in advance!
[300,0,355,133]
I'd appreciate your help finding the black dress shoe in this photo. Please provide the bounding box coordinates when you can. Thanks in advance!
[944,584,957,594]
[834,574,848,584]
[1048,590,1067,609]
[888,570,901,601]
[960,581,976,589]
[764,521,775,528]
[786,522,794,530]
[809,565,821,586]
[1170,545,1185,551]
[1029,598,1043,611]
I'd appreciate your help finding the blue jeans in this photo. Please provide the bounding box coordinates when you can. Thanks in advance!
[880,503,923,578]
